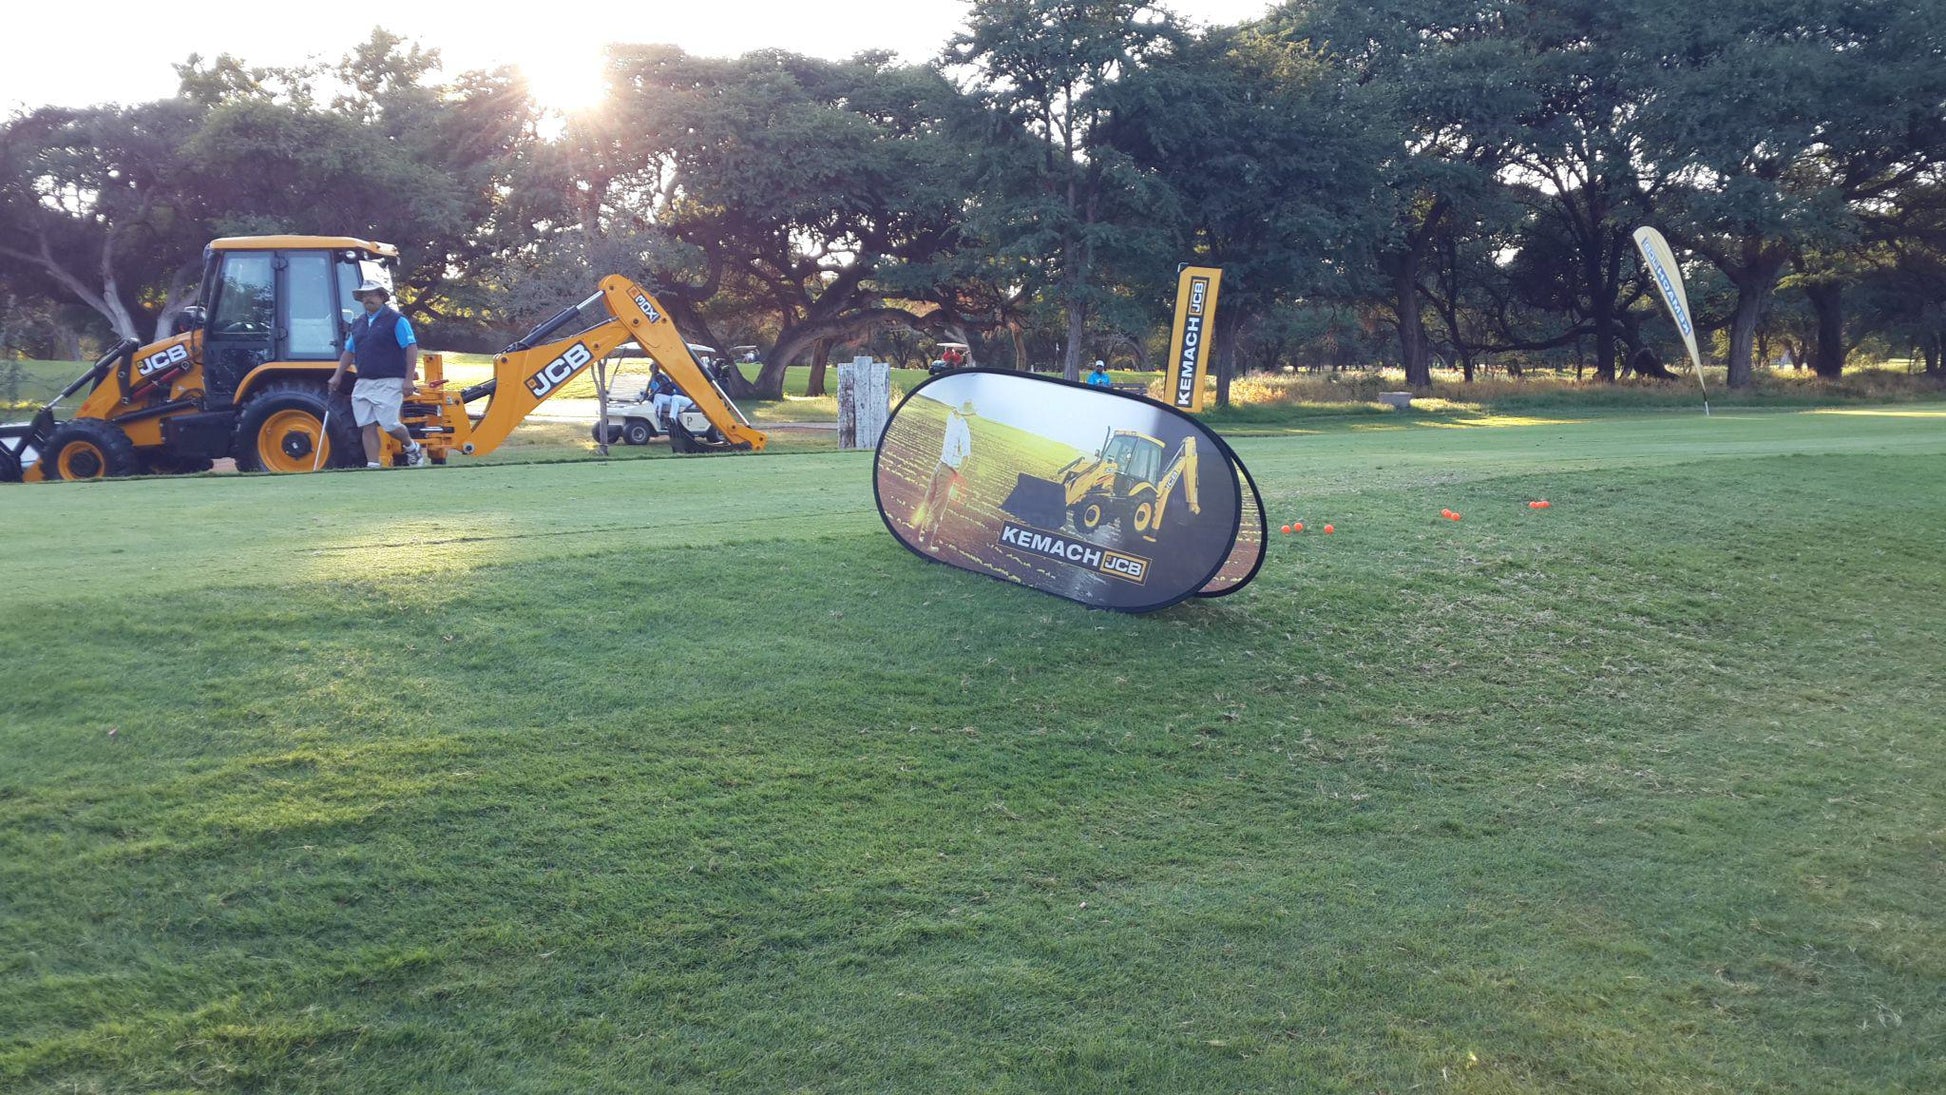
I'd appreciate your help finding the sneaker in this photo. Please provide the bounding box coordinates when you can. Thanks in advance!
[405,443,430,468]
[366,461,383,469]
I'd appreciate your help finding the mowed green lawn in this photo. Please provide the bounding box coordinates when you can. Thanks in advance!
[2,406,1942,1092]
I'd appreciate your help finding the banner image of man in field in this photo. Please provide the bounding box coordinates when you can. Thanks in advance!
[913,399,974,547]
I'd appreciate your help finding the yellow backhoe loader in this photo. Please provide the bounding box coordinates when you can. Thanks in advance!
[1000,428,1200,542]
[0,235,762,481]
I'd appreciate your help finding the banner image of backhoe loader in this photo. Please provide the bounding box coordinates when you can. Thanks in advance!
[874,369,1263,613]
[0,235,761,482]
[998,428,1200,544]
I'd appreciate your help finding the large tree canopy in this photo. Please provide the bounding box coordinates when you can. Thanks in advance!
[5,4,1945,389]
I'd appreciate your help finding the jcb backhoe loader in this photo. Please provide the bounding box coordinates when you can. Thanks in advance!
[0,235,762,482]
[1000,428,1200,542]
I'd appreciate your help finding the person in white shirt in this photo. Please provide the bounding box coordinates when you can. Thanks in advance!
[918,399,974,547]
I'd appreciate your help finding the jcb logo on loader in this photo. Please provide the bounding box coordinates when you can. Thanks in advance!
[526,341,594,399]
[632,294,662,323]
[137,344,189,377]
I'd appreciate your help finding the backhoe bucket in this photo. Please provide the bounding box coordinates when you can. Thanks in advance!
[1000,473,1067,528]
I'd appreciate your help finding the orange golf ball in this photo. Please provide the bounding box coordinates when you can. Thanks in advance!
[1323,524,1335,534]
[1281,524,1292,534]
[1293,522,1304,532]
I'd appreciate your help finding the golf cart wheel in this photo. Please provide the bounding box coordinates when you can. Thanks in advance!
[40,419,140,480]
[623,418,654,446]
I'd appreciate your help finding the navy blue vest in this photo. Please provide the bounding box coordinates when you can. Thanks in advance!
[350,308,409,379]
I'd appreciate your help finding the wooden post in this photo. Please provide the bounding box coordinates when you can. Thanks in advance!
[837,357,890,450]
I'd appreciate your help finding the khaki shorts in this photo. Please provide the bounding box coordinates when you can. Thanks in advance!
[350,377,406,430]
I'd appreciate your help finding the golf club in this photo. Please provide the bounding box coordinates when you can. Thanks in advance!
[313,407,330,472]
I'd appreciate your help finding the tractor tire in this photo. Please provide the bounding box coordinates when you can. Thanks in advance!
[234,381,362,473]
[1128,483,1159,535]
[39,419,141,481]
[1071,497,1110,532]
[623,418,655,445]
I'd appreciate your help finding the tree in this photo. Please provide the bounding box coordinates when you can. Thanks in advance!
[1278,0,1533,386]
[949,0,1183,381]
[0,101,208,342]
[598,47,974,398]
[1643,0,1946,386]
[0,30,537,349]
[1106,21,1383,402]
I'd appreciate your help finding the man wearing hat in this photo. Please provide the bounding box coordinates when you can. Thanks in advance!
[328,280,429,468]
[917,398,975,548]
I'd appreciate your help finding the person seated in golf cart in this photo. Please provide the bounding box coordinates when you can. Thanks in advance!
[648,369,695,427]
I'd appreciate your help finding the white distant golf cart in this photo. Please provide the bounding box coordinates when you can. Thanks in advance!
[594,343,751,451]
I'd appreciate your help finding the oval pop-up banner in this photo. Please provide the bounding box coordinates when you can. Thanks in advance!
[874,370,1263,612]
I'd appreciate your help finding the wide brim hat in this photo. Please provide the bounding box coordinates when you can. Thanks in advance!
[353,279,392,300]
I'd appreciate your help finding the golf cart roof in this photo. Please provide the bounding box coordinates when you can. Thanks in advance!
[936,342,969,350]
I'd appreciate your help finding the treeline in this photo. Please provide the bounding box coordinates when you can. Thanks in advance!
[4,1,1945,400]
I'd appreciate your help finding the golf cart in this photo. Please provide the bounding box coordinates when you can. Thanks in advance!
[930,342,970,375]
[595,343,757,452]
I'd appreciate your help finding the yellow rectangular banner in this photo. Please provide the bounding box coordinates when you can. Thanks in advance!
[1166,266,1222,412]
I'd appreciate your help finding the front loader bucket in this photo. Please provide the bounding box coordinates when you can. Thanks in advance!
[1000,473,1067,528]
[0,410,54,483]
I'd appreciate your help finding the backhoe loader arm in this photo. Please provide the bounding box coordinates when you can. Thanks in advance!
[441,275,765,457]
[1151,436,1201,525]
[595,276,765,452]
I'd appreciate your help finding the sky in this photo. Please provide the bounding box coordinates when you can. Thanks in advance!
[5,0,1277,114]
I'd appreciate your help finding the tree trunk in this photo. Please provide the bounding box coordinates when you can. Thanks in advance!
[1062,301,1085,382]
[590,354,611,456]
[1393,255,1431,388]
[1,236,139,341]
[1213,310,1240,409]
[1592,290,1618,383]
[1719,248,1792,389]
[1806,281,1845,379]
[1726,278,1772,390]
[806,338,832,397]
[151,260,203,342]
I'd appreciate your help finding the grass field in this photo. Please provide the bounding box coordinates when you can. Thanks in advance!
[2,404,1943,1092]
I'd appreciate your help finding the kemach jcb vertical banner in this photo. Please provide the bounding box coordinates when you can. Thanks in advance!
[875,370,1265,613]
[1168,266,1223,412]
